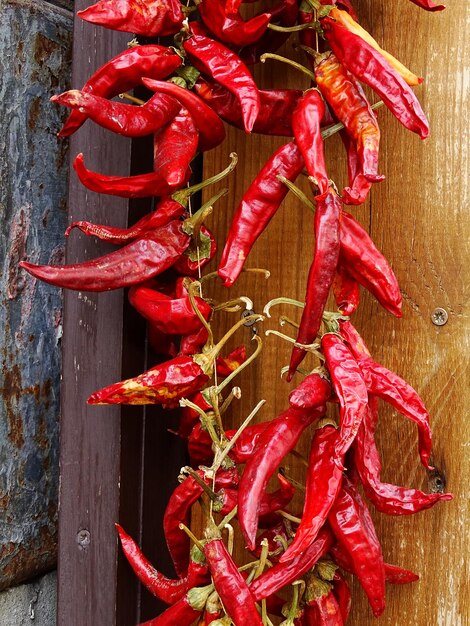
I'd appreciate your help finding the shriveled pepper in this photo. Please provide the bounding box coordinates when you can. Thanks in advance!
[184,31,260,133]
[197,0,272,47]
[52,90,180,138]
[287,188,341,378]
[218,142,304,287]
[322,19,429,138]
[139,585,214,626]
[332,571,351,623]
[304,572,344,626]
[77,0,184,37]
[238,405,325,550]
[333,264,360,316]
[142,78,226,152]
[173,225,217,277]
[58,45,181,137]
[288,370,332,410]
[215,345,247,377]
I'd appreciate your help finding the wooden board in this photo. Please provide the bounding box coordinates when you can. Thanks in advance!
[199,1,470,624]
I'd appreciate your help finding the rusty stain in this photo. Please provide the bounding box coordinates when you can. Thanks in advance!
[0,494,10,508]
[28,96,41,131]
[7,207,30,300]
[33,32,56,66]
[2,364,25,448]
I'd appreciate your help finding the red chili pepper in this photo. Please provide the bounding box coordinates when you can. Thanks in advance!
[340,210,402,317]
[128,286,212,335]
[197,0,272,47]
[287,188,342,378]
[139,585,214,626]
[314,51,384,205]
[153,108,199,187]
[179,392,213,440]
[179,327,209,356]
[20,219,189,292]
[292,89,329,195]
[333,264,360,315]
[173,225,217,277]
[204,524,263,626]
[215,345,247,377]
[51,90,180,138]
[184,32,260,132]
[199,590,223,624]
[64,197,185,244]
[280,424,343,562]
[322,19,429,138]
[116,524,209,604]
[218,141,304,287]
[148,324,178,357]
[142,78,226,152]
[194,77,302,137]
[332,571,351,623]
[409,0,445,9]
[304,572,344,626]
[250,527,333,601]
[321,333,369,459]
[58,45,181,137]
[163,468,238,577]
[238,405,325,550]
[298,2,317,54]
[73,152,185,198]
[339,320,434,469]
[328,477,386,617]
[288,371,332,410]
[250,519,291,561]
[353,397,452,514]
[77,0,184,37]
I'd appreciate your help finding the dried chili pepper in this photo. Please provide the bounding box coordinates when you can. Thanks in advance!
[179,392,213,440]
[339,320,433,469]
[340,210,402,317]
[139,585,214,626]
[288,371,332,410]
[215,345,247,377]
[184,31,260,132]
[218,142,304,287]
[321,19,429,138]
[333,264,360,315]
[179,327,209,356]
[204,523,263,626]
[197,0,272,47]
[280,423,343,562]
[142,78,226,152]
[116,524,209,604]
[173,225,217,277]
[193,77,302,136]
[58,45,181,137]
[153,108,199,187]
[321,333,369,459]
[73,153,184,198]
[148,324,178,357]
[20,219,189,292]
[128,286,212,335]
[52,90,180,138]
[328,477,386,617]
[353,397,452,514]
[287,188,342,378]
[409,0,445,9]
[77,0,184,37]
[250,527,333,601]
[292,88,329,195]
[304,572,344,626]
[238,405,325,549]
[314,51,384,205]
[65,197,185,244]
[332,571,351,623]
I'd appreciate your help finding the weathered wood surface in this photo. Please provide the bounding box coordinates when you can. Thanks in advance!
[199,0,470,625]
[0,0,72,590]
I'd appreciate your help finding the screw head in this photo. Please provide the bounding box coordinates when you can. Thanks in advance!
[431,307,448,326]
[76,528,91,548]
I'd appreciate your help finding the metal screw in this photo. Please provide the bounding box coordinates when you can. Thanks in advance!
[241,309,258,336]
[76,528,91,549]
[431,307,448,326]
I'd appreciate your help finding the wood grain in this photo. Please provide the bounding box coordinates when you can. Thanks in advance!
[199,1,470,624]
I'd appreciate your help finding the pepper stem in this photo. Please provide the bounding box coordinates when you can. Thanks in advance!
[118,92,145,105]
[183,189,225,236]
[277,175,315,212]
[217,505,238,530]
[181,466,219,502]
[278,510,302,524]
[178,523,205,552]
[279,315,300,329]
[267,22,317,32]
[265,329,322,356]
[279,468,306,492]
[172,153,238,207]
[260,53,316,81]
[213,296,254,313]
[288,449,309,467]
[215,335,263,396]
[204,315,264,363]
[185,278,214,348]
[263,297,304,317]
[254,539,270,580]
[224,523,235,555]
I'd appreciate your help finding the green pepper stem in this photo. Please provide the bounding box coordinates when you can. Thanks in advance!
[118,92,145,105]
[178,523,205,552]
[215,334,263,396]
[219,387,241,415]
[224,523,234,555]
[173,153,238,207]
[254,539,270,580]
[181,466,219,502]
[204,315,264,364]
[185,278,214,348]
[277,175,315,212]
[279,315,300,330]
[217,504,238,530]
[260,53,316,81]
[278,510,302,524]
[263,296,304,317]
[279,468,307,492]
[267,22,316,32]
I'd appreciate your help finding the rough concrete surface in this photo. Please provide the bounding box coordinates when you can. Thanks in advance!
[0,570,56,625]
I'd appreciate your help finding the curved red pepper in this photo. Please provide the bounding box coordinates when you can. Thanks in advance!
[280,424,343,562]
[52,90,180,138]
[218,141,304,287]
[73,153,184,198]
[58,45,181,137]
[289,372,332,410]
[322,19,429,139]
[304,573,344,626]
[179,327,209,356]
[215,345,247,377]
[238,405,325,550]
[142,78,226,152]
[197,0,272,47]
[333,264,360,315]
[409,0,445,10]
[184,32,260,132]
[139,585,213,626]
[77,0,184,37]
[20,220,189,292]
[288,189,342,378]
[173,225,217,277]
[332,571,351,623]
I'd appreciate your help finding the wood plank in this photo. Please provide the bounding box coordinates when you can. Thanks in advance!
[200,1,469,623]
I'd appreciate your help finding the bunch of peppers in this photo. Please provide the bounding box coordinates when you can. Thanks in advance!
[20,0,452,623]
